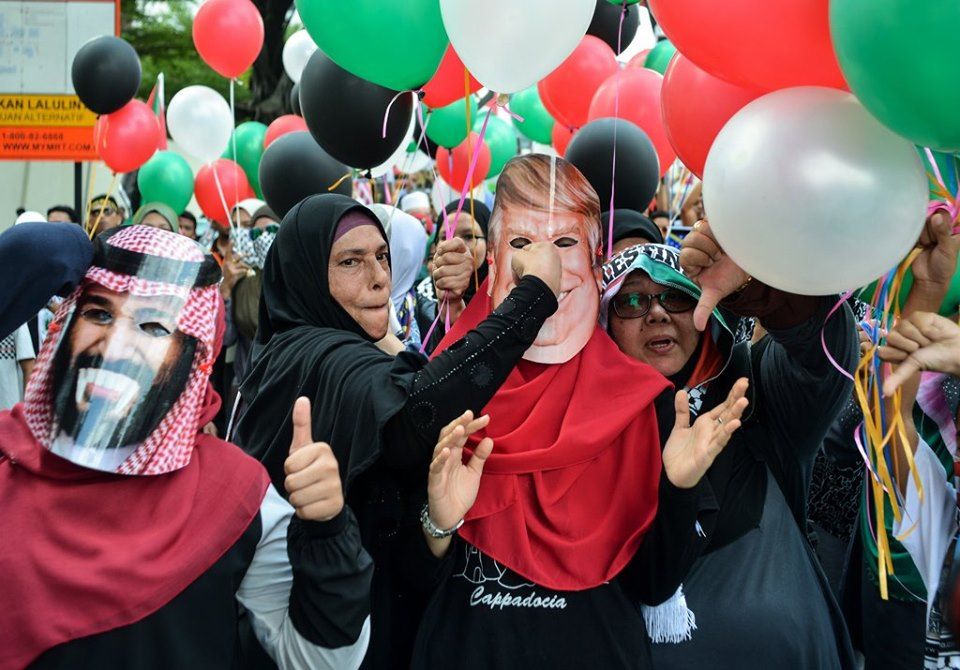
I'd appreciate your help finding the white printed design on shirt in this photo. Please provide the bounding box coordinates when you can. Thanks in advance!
[454,544,567,611]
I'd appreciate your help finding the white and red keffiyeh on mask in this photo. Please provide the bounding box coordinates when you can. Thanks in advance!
[22,225,222,475]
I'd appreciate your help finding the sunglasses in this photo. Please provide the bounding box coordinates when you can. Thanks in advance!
[249,223,279,240]
[612,289,697,319]
[90,207,116,218]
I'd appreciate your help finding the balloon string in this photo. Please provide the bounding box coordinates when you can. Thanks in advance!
[605,9,627,260]
[327,170,353,192]
[87,173,119,239]
[847,244,926,599]
[211,162,234,230]
[464,67,480,294]
[229,78,240,226]
[382,90,412,139]
[419,297,447,355]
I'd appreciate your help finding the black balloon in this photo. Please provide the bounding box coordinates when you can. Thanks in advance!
[587,1,639,55]
[71,36,141,115]
[565,118,660,213]
[259,131,353,218]
[299,50,414,170]
[290,82,302,116]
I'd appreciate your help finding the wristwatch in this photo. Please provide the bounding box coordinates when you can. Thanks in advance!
[420,503,464,539]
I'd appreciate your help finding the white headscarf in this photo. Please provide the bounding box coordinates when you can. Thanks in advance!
[370,204,428,313]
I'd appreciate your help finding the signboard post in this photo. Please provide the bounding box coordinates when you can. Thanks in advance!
[0,0,120,213]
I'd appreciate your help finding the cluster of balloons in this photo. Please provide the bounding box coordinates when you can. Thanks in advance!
[73,36,160,174]
[641,0,946,295]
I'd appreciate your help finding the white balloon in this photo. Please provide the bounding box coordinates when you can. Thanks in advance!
[396,149,433,175]
[282,30,317,84]
[166,86,233,164]
[440,0,594,94]
[703,87,928,296]
[370,110,415,178]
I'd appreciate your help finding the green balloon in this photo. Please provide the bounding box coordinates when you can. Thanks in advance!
[475,115,518,178]
[831,0,960,150]
[296,0,448,91]
[858,266,960,319]
[137,151,194,214]
[427,96,478,148]
[223,121,268,199]
[510,86,555,145]
[644,40,676,75]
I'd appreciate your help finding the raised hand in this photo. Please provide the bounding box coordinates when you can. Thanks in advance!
[427,410,494,531]
[910,210,960,288]
[663,378,750,489]
[284,397,344,522]
[510,241,562,297]
[679,220,751,331]
[433,238,474,301]
[880,312,960,396]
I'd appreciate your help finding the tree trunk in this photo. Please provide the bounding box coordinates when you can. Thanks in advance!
[248,0,294,123]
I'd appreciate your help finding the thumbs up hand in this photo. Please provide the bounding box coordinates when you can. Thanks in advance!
[284,397,344,522]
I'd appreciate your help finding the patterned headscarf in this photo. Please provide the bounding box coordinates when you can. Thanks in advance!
[22,226,222,475]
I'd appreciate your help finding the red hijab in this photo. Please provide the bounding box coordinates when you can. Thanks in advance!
[0,300,270,668]
[433,284,670,591]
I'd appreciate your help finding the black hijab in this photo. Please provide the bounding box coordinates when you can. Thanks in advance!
[443,199,491,303]
[236,194,417,495]
[602,208,664,253]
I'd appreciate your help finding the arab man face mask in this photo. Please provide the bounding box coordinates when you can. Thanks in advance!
[24,225,222,475]
[488,154,603,364]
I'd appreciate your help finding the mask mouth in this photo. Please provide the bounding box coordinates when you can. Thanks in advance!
[75,367,142,420]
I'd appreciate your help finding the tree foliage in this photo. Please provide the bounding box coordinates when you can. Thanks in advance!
[121,0,296,122]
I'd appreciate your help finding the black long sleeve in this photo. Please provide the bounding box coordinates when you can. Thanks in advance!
[618,471,717,605]
[287,509,374,648]
[0,222,92,339]
[380,275,558,468]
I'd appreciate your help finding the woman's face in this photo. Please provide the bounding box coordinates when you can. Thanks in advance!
[328,225,391,340]
[442,214,486,270]
[140,212,173,232]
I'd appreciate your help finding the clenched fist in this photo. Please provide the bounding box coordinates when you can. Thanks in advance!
[510,241,562,297]
[284,397,344,522]
[432,238,475,301]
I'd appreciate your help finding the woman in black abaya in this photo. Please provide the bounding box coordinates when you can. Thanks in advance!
[234,193,560,669]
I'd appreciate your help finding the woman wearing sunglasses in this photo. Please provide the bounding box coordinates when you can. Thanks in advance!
[600,231,859,670]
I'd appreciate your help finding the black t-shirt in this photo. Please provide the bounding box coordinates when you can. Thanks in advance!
[412,540,652,670]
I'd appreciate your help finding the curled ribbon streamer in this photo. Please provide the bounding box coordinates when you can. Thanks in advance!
[382,90,413,139]
[848,244,926,599]
[327,170,354,192]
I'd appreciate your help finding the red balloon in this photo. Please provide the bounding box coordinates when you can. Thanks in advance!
[264,114,309,148]
[647,0,846,92]
[194,159,254,225]
[661,54,764,178]
[193,0,264,79]
[422,45,482,109]
[436,132,491,192]
[588,68,676,176]
[538,36,618,130]
[552,123,574,156]
[95,100,160,174]
[626,50,651,70]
